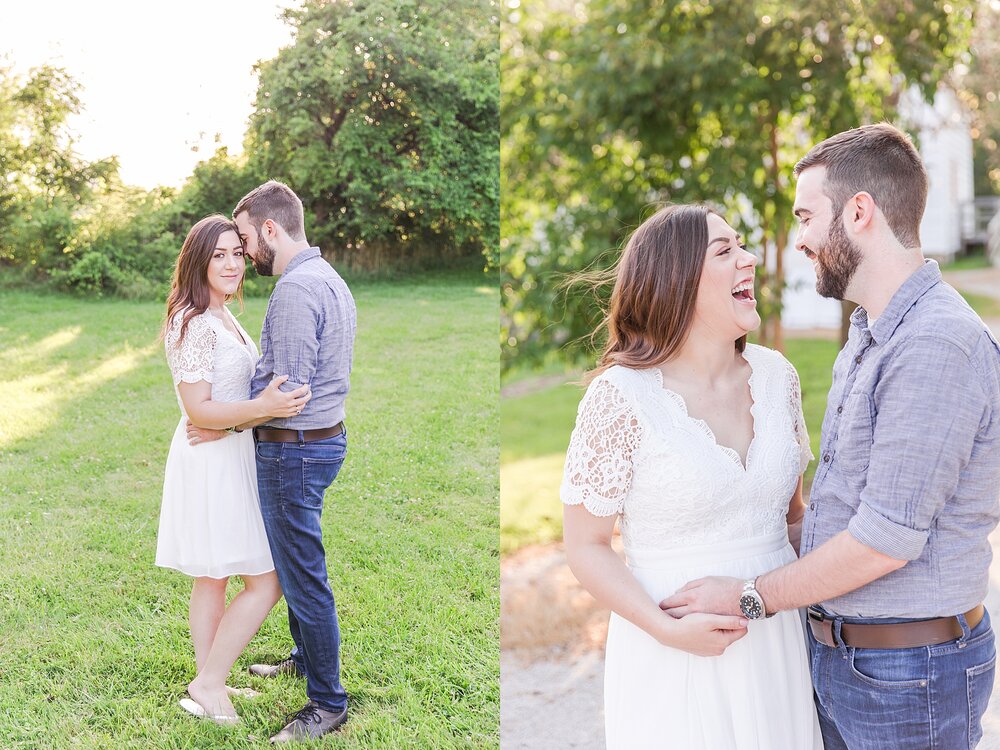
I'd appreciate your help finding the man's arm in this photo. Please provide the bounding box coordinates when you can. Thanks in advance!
[662,334,985,617]
[660,532,906,617]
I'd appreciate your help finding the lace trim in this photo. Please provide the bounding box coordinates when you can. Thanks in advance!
[643,346,763,471]
[785,358,813,473]
[560,377,642,517]
[165,311,216,385]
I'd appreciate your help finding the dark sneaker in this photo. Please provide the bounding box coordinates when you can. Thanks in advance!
[249,658,301,678]
[269,701,348,743]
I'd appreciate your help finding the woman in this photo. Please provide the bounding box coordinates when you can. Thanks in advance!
[561,205,823,748]
[156,214,309,724]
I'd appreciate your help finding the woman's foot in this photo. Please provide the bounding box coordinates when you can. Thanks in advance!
[185,679,238,724]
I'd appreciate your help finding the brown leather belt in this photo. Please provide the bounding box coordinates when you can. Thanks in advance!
[807,604,985,649]
[254,422,344,443]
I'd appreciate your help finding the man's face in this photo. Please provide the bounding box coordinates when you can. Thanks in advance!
[793,166,862,301]
[235,212,277,277]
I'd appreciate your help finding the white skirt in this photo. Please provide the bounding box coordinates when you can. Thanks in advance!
[605,530,823,750]
[155,418,274,578]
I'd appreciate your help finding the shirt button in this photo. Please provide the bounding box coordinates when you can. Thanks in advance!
[837,405,843,414]
[823,454,831,463]
[809,502,816,510]
[855,355,863,364]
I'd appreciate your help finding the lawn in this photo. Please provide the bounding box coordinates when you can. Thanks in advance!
[0,272,499,749]
[500,338,840,554]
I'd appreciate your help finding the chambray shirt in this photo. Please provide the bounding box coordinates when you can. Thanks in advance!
[251,247,356,429]
[802,260,1000,618]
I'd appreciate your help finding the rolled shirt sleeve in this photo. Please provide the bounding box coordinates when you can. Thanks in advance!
[258,280,321,392]
[849,335,988,560]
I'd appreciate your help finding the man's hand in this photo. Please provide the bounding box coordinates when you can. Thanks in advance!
[659,576,743,618]
[186,420,230,446]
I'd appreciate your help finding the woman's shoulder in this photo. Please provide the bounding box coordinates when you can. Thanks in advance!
[745,343,796,374]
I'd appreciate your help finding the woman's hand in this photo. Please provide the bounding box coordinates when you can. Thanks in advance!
[256,375,312,418]
[657,612,749,657]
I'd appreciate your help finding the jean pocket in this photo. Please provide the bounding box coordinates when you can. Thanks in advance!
[967,654,996,748]
[848,646,930,689]
[255,441,281,463]
[296,456,345,508]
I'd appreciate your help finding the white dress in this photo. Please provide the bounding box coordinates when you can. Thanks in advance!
[155,308,274,579]
[561,344,823,750]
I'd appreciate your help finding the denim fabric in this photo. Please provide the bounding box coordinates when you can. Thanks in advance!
[256,429,349,712]
[810,609,996,749]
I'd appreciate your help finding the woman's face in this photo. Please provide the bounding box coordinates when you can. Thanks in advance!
[205,229,245,300]
[693,213,760,339]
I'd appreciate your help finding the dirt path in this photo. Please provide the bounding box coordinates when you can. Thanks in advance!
[501,534,1000,749]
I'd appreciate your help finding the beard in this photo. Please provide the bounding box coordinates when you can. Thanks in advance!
[814,217,862,300]
[249,228,277,276]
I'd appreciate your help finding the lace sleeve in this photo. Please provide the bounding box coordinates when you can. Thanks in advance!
[165,312,216,385]
[786,360,813,474]
[560,376,642,517]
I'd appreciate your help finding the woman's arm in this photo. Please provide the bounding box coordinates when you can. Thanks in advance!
[179,375,310,430]
[563,504,749,656]
[786,476,806,556]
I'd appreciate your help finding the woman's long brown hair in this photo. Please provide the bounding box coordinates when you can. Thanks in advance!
[161,214,244,344]
[585,204,746,382]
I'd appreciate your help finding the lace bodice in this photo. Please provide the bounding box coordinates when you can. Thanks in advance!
[561,344,812,551]
[164,308,259,416]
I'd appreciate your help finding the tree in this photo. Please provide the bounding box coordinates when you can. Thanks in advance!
[247,0,499,272]
[502,0,974,370]
[0,65,118,272]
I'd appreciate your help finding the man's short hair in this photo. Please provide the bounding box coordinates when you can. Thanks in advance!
[794,123,928,248]
[233,180,306,241]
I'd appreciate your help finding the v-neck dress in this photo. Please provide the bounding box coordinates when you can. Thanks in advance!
[561,344,822,749]
[155,308,274,578]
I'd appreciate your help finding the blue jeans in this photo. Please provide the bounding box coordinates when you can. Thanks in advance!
[810,609,995,749]
[255,430,349,712]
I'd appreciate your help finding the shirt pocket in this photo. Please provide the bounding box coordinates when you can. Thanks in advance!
[835,392,874,473]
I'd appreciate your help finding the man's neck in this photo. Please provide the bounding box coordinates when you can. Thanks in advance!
[274,241,314,276]
[849,252,925,320]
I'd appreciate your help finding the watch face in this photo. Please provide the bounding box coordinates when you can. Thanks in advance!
[740,593,764,620]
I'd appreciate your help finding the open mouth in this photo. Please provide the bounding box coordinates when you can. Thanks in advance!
[731,280,755,303]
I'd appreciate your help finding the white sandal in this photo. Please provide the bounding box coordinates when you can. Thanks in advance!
[179,696,240,725]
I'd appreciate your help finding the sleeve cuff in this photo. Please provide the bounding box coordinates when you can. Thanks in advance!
[848,503,928,561]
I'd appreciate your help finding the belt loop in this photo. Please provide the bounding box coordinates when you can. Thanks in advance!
[297,430,305,447]
[832,618,848,657]
[956,613,971,645]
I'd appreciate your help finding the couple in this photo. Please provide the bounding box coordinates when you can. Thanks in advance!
[154,180,357,743]
[562,123,1000,748]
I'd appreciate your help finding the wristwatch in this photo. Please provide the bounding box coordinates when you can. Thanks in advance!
[739,577,770,620]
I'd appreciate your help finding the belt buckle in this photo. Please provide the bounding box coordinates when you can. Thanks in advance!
[806,607,826,623]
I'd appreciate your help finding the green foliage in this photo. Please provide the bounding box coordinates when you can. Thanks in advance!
[249,0,499,272]
[0,64,118,271]
[1,0,499,294]
[501,0,975,371]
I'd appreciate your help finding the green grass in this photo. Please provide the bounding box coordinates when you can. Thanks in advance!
[0,272,499,749]
[961,291,1000,319]
[941,247,992,272]
[499,338,840,554]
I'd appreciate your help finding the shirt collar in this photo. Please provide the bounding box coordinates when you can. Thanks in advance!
[851,259,941,345]
[283,247,322,275]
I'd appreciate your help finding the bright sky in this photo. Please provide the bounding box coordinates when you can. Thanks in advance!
[0,1,296,189]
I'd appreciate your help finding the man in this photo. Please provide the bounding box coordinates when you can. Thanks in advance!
[192,180,357,743]
[661,123,1000,748]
